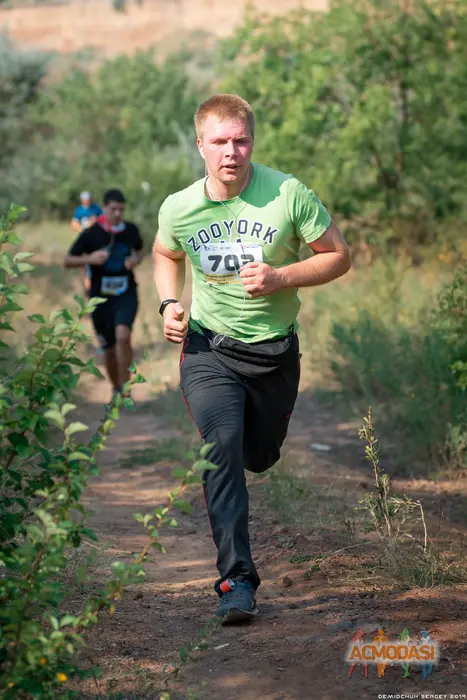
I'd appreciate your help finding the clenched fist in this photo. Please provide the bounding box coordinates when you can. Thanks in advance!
[88,249,110,266]
[163,302,188,344]
[124,254,139,271]
[239,261,283,298]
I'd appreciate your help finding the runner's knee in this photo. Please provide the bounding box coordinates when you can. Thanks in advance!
[115,325,131,344]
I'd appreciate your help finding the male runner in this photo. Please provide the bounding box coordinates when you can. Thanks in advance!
[65,189,144,398]
[153,94,351,623]
[71,191,102,233]
[70,191,102,294]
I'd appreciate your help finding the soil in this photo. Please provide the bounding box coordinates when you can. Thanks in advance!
[76,375,467,700]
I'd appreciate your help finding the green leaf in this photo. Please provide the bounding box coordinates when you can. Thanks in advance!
[7,433,29,458]
[13,252,35,262]
[65,422,88,437]
[85,297,108,312]
[200,442,216,458]
[133,374,147,384]
[16,262,35,273]
[193,459,218,471]
[74,294,86,309]
[68,451,90,462]
[174,499,192,515]
[1,301,23,313]
[60,614,77,628]
[8,203,27,223]
[61,403,76,416]
[171,467,188,479]
[44,409,65,429]
[28,314,46,324]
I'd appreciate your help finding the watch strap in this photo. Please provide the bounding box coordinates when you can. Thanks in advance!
[159,298,178,316]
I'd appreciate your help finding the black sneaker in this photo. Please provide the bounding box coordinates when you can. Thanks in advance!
[216,580,258,624]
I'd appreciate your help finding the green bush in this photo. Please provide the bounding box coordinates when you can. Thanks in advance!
[220,0,467,250]
[0,49,204,232]
[330,264,467,472]
[432,264,467,390]
[0,204,142,698]
[0,204,216,698]
[0,33,49,169]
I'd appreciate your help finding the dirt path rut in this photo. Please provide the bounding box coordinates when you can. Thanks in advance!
[79,380,467,700]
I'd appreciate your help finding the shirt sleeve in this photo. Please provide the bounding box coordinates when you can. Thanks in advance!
[156,195,183,252]
[68,231,88,256]
[72,206,81,220]
[288,177,331,244]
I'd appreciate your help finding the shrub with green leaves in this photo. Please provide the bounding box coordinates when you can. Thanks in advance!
[0,204,216,698]
[331,264,467,472]
[3,49,204,233]
[220,0,467,250]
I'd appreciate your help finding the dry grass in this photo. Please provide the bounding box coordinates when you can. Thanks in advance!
[0,0,327,60]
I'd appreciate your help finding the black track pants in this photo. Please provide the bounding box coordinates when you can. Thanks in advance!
[179,327,300,595]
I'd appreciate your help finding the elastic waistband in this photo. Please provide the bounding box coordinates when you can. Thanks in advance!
[195,322,295,346]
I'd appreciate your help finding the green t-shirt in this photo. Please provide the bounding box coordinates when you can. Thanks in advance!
[157,162,331,342]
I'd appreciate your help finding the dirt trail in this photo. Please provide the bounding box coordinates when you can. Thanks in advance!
[79,378,467,699]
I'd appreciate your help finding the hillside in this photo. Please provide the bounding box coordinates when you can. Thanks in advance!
[0,0,326,58]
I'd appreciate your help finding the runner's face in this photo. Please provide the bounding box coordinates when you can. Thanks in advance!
[198,116,253,185]
[104,201,125,226]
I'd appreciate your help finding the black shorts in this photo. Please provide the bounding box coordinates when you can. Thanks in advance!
[91,290,138,350]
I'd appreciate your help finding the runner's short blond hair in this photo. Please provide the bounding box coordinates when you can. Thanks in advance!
[194,94,255,140]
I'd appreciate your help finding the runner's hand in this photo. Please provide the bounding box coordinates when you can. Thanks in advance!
[124,254,139,271]
[163,303,188,344]
[240,262,283,298]
[88,249,109,266]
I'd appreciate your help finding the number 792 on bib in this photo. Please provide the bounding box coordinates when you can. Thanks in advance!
[200,243,263,285]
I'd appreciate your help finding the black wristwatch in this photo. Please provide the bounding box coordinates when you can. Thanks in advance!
[159,298,178,316]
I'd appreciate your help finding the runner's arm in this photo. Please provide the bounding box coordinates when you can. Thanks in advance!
[124,249,145,269]
[153,237,186,301]
[278,220,351,288]
[240,221,350,297]
[64,250,109,268]
[70,218,82,233]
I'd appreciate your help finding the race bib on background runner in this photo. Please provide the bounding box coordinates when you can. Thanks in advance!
[101,276,128,296]
[200,243,263,284]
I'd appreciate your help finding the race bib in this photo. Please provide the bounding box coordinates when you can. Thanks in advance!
[101,276,128,296]
[200,243,263,284]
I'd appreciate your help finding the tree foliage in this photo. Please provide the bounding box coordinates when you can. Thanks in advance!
[0,34,49,169]
[0,49,203,232]
[220,0,467,248]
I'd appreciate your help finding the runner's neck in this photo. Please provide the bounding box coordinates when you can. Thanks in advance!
[206,164,252,202]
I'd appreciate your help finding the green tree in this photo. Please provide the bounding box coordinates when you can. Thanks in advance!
[1,50,203,232]
[0,33,49,168]
[220,0,467,249]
